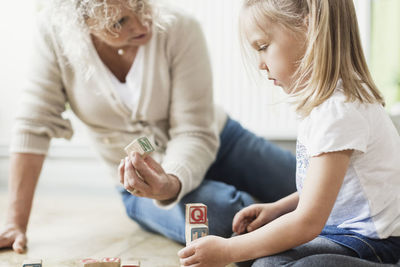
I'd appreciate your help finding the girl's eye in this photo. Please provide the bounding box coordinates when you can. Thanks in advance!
[257,44,269,52]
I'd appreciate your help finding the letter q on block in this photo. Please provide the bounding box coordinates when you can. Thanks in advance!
[188,204,207,224]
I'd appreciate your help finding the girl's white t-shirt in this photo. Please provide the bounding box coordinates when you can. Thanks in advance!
[296,84,400,239]
[108,47,144,111]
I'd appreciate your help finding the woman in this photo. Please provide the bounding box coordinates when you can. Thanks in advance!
[0,0,295,252]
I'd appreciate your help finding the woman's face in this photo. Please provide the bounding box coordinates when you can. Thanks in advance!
[87,0,152,48]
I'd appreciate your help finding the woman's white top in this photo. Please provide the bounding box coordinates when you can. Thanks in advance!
[108,47,144,113]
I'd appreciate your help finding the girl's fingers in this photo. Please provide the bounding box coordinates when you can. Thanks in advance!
[178,245,196,258]
[247,215,265,232]
[179,254,199,266]
[233,206,259,233]
[238,221,247,234]
[234,219,249,234]
[232,209,250,232]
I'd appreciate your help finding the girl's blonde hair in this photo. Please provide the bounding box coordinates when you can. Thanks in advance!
[242,0,384,117]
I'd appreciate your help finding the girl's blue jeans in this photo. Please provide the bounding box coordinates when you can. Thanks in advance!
[120,117,297,244]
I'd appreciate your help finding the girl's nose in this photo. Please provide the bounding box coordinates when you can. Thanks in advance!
[259,62,269,72]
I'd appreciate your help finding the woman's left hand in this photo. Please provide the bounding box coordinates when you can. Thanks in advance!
[178,235,231,267]
[118,152,181,201]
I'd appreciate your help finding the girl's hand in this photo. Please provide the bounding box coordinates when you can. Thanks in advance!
[118,152,181,201]
[0,224,27,253]
[178,235,231,267]
[232,203,280,234]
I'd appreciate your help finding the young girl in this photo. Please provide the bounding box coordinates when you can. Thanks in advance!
[178,0,400,266]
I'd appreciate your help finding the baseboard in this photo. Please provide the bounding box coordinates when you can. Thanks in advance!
[0,144,97,159]
[0,138,297,159]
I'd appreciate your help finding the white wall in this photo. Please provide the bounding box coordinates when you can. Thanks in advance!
[0,0,96,158]
[0,1,36,150]
[354,0,372,62]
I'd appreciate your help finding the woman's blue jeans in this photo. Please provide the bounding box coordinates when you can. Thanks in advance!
[120,118,296,244]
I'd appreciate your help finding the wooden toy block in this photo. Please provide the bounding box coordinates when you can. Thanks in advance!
[22,259,42,267]
[185,223,209,245]
[185,203,208,224]
[79,258,101,267]
[185,203,209,245]
[100,257,121,267]
[121,260,140,267]
[124,136,155,157]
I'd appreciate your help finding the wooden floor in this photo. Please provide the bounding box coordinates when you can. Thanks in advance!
[0,157,237,267]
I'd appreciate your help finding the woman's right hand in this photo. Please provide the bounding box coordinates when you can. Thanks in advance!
[0,224,27,253]
[232,203,281,234]
[118,153,181,201]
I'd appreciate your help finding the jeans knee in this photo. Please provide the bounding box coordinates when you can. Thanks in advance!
[252,256,290,267]
[182,181,254,237]
[206,185,254,237]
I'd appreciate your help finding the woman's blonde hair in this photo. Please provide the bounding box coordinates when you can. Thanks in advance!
[242,0,384,117]
[77,0,152,34]
[44,0,158,79]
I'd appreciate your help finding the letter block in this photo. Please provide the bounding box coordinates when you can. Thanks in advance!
[185,203,207,224]
[121,260,140,267]
[22,259,42,267]
[100,257,121,267]
[124,136,155,157]
[79,259,101,267]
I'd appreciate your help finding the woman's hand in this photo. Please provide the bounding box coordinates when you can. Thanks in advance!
[118,152,181,201]
[0,224,27,253]
[232,203,281,234]
[178,235,231,267]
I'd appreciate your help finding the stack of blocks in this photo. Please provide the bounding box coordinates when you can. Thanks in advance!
[79,258,140,267]
[124,136,155,158]
[185,203,209,245]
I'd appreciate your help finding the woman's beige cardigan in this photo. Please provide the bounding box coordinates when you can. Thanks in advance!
[10,7,227,209]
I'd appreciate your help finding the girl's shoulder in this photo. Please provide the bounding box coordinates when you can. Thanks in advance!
[308,89,363,123]
[299,88,373,156]
[311,80,383,118]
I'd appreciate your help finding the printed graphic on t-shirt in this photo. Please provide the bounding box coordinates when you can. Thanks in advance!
[296,141,308,193]
[295,141,377,238]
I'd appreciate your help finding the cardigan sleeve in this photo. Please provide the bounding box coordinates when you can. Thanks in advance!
[10,15,73,155]
[156,13,219,208]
